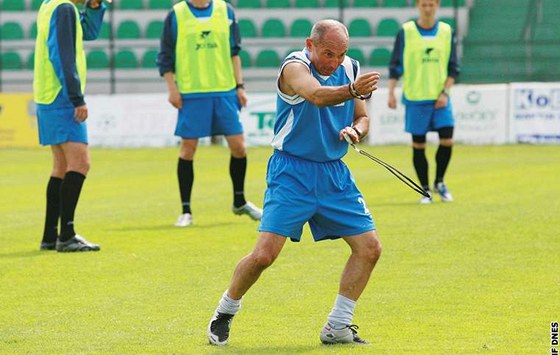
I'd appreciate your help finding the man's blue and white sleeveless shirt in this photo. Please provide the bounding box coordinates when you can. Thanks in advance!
[272,49,360,162]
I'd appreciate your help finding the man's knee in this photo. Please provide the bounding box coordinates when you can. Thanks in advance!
[358,233,382,265]
[249,248,279,270]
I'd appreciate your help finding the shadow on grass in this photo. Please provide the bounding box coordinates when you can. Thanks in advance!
[0,250,54,259]
[107,221,237,232]
[204,344,325,354]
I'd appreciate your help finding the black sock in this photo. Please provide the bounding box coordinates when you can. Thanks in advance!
[435,145,452,185]
[413,147,429,189]
[59,171,86,242]
[230,156,247,208]
[41,176,63,244]
[178,158,193,214]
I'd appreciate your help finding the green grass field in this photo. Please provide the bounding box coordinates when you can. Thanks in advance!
[0,144,558,354]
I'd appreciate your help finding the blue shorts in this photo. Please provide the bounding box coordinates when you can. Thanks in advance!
[258,151,375,242]
[36,106,88,146]
[175,96,243,139]
[404,101,454,135]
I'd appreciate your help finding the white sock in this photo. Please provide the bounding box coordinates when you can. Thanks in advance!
[327,294,356,330]
[216,289,242,315]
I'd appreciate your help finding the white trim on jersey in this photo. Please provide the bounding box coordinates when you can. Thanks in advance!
[271,108,295,151]
[276,51,310,106]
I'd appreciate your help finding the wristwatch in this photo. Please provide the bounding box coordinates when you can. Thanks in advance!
[441,88,450,97]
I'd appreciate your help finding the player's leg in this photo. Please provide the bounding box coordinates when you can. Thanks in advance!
[434,126,454,201]
[208,232,287,345]
[175,138,198,226]
[412,135,432,204]
[217,95,262,220]
[39,145,66,250]
[320,232,381,345]
[56,142,99,252]
[405,105,432,203]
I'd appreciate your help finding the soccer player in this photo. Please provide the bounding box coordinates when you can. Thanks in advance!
[387,0,460,204]
[35,0,106,252]
[157,0,262,227]
[208,19,382,346]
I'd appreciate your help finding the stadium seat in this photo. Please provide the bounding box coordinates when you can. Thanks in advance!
[98,22,112,39]
[368,47,391,66]
[236,0,262,8]
[261,18,286,38]
[323,0,349,7]
[27,52,35,70]
[145,20,164,39]
[440,17,456,30]
[119,0,144,9]
[32,0,43,10]
[381,0,407,7]
[1,52,22,70]
[353,0,379,7]
[29,22,38,39]
[290,18,313,38]
[285,48,303,57]
[265,0,290,8]
[116,20,142,39]
[294,0,319,8]
[440,0,465,7]
[87,50,110,69]
[1,22,25,40]
[238,19,257,38]
[346,48,365,65]
[147,0,173,9]
[348,18,372,37]
[255,49,281,68]
[238,49,252,68]
[114,50,138,69]
[141,49,158,68]
[1,0,25,11]
[376,18,400,37]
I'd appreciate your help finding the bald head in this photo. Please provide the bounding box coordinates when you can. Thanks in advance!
[310,19,349,47]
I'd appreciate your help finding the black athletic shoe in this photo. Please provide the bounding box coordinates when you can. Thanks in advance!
[208,311,234,346]
[56,235,100,252]
[39,241,57,251]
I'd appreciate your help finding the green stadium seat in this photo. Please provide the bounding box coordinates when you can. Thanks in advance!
[29,22,38,39]
[266,0,290,7]
[236,0,262,8]
[440,17,456,30]
[261,18,286,38]
[324,0,350,7]
[1,52,22,70]
[290,18,313,38]
[368,47,391,66]
[285,47,303,56]
[348,18,372,37]
[238,19,257,38]
[255,49,280,67]
[440,0,465,7]
[141,49,158,68]
[114,50,137,69]
[32,0,43,10]
[1,0,25,11]
[1,22,25,40]
[353,0,378,7]
[117,20,142,39]
[119,0,144,9]
[376,18,400,37]
[27,52,35,70]
[238,49,252,68]
[148,0,173,9]
[381,0,407,7]
[534,24,560,41]
[145,20,164,39]
[346,48,365,65]
[87,50,110,69]
[98,22,111,39]
[294,0,319,8]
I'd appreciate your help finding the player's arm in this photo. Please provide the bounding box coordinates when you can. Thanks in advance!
[280,62,379,107]
[158,11,181,109]
[228,6,247,107]
[388,30,404,109]
[435,31,460,109]
[52,4,86,118]
[80,0,106,40]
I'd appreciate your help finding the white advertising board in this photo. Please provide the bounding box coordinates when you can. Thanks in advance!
[367,85,509,145]
[509,82,560,144]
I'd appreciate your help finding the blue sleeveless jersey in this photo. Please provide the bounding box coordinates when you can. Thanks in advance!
[272,50,360,162]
